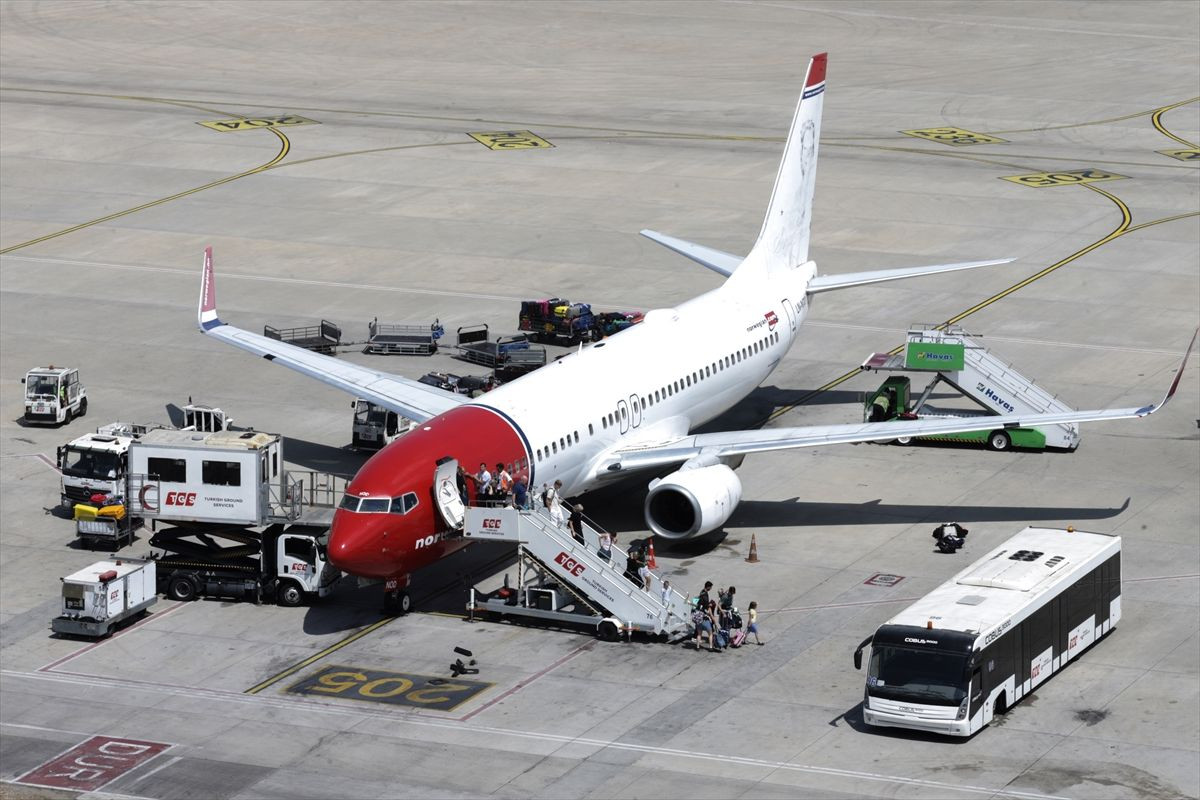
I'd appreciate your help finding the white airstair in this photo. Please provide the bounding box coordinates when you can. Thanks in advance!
[461,505,695,641]
[862,325,1079,449]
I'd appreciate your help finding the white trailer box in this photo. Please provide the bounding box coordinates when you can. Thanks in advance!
[127,429,289,526]
[52,558,157,637]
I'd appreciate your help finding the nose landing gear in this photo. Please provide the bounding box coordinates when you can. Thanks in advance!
[383,575,411,616]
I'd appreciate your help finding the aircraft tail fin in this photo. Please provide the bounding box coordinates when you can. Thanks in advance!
[735,52,826,281]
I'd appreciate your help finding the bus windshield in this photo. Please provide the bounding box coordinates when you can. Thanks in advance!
[61,449,121,480]
[867,645,968,706]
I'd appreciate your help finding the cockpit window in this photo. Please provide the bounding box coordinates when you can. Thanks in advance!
[390,492,419,515]
[360,498,390,513]
[339,494,361,512]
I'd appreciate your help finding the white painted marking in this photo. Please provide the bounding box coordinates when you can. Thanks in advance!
[124,754,181,787]
[2,669,1066,800]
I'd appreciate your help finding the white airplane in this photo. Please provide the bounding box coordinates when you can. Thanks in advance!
[197,53,1192,610]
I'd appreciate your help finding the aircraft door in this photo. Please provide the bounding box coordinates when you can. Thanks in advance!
[433,457,465,530]
[781,298,798,331]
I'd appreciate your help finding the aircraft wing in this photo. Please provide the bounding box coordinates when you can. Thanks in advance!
[196,248,465,422]
[601,331,1195,473]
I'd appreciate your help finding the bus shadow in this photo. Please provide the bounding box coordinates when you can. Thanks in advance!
[832,703,971,742]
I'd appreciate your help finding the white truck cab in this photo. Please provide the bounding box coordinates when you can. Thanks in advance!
[58,428,136,509]
[352,399,415,450]
[23,366,86,425]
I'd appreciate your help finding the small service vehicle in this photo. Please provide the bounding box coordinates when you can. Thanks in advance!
[352,399,416,450]
[52,558,157,637]
[23,366,86,425]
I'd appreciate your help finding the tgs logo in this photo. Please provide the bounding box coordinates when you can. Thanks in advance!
[165,492,197,507]
[554,551,585,577]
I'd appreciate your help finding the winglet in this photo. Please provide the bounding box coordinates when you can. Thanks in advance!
[198,246,222,331]
[1139,326,1198,416]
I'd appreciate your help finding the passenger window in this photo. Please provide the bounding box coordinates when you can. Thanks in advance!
[588,424,594,435]
[552,442,558,453]
[574,432,579,443]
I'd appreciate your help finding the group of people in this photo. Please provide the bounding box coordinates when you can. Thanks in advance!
[691,581,763,652]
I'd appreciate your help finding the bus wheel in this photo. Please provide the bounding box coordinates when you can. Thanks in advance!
[993,692,1008,716]
[276,581,304,607]
[987,431,1011,451]
[168,575,198,602]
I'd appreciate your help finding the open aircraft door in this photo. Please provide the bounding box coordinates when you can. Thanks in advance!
[433,456,465,530]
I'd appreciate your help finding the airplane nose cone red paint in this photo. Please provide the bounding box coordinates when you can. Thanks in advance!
[327,405,530,580]
[329,510,399,579]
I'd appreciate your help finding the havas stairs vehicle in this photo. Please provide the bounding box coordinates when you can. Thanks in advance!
[193,53,1193,610]
[23,366,86,425]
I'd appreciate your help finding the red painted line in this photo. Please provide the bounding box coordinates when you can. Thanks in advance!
[16,735,172,792]
[40,602,187,673]
[458,640,592,721]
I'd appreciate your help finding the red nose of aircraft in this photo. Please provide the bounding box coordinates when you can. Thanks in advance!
[329,509,401,579]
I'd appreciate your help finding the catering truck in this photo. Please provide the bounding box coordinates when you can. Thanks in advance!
[151,525,339,606]
[127,428,298,526]
[853,527,1121,737]
[52,558,157,637]
[23,366,86,425]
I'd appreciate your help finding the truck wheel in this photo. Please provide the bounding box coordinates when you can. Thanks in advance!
[987,431,1011,452]
[276,581,304,607]
[63,406,72,425]
[78,397,88,417]
[167,575,198,602]
[896,436,912,446]
[597,620,620,642]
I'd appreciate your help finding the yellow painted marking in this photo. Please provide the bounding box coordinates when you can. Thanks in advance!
[199,114,319,132]
[900,127,1008,146]
[1000,168,1127,188]
[1157,148,1200,162]
[468,130,554,150]
[244,616,394,694]
[287,665,491,711]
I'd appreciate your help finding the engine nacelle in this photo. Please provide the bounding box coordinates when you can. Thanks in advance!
[644,461,742,540]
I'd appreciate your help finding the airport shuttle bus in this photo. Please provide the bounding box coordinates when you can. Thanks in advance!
[854,527,1121,736]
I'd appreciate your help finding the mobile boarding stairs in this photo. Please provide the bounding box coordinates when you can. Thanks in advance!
[861,325,1079,449]
[458,504,694,642]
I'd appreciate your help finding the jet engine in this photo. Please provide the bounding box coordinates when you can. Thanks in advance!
[644,458,742,539]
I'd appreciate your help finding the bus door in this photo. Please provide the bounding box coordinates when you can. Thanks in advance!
[970,666,983,723]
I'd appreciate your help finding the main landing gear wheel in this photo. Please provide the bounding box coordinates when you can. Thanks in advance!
[987,431,1011,452]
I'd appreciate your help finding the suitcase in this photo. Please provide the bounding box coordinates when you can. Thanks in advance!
[731,629,747,647]
[715,630,729,649]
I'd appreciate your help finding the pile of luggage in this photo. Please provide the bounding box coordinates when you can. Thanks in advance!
[518,298,596,343]
[593,310,645,337]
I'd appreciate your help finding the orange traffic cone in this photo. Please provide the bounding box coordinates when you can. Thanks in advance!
[646,537,658,570]
[746,533,760,563]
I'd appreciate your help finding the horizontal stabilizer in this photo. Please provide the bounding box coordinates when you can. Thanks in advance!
[640,229,744,278]
[808,258,1015,294]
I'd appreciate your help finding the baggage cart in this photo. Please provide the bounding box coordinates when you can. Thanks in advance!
[264,319,342,354]
[364,318,443,355]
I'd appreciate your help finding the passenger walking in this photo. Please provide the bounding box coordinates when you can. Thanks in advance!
[513,477,528,510]
[476,462,492,504]
[456,466,469,506]
[496,462,512,504]
[568,504,586,545]
[625,547,643,588]
[660,579,672,606]
[597,529,613,562]
[746,601,764,645]
[638,557,652,593]
[696,581,713,612]
[547,480,566,527]
[720,586,736,611]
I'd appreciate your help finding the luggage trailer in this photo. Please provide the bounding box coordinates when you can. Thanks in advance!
[854,527,1121,737]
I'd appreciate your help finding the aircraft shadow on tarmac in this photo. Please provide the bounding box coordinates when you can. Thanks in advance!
[282,436,368,477]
